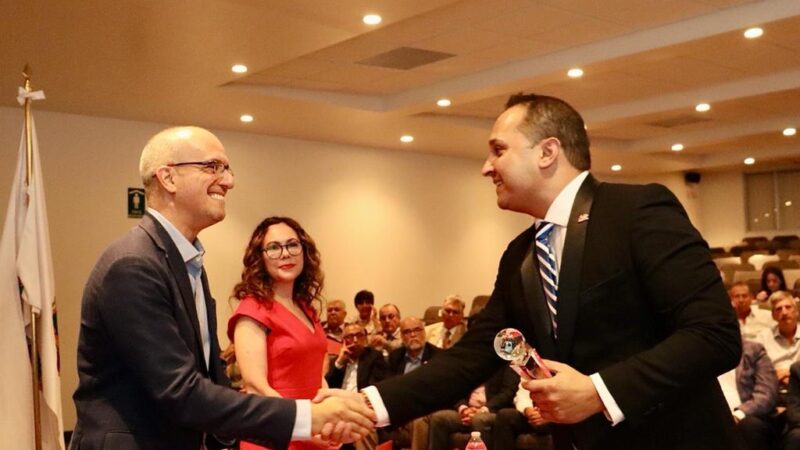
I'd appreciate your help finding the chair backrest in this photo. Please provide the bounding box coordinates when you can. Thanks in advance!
[749,254,781,271]
[784,269,800,292]
[777,249,800,260]
[469,295,490,317]
[423,305,442,326]
[746,278,762,297]
[743,236,769,245]
[732,270,761,283]
[713,256,741,268]
[764,260,800,271]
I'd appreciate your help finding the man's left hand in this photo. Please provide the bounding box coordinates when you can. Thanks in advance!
[521,359,604,424]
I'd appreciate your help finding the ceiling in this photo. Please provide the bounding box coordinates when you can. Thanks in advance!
[2,0,799,175]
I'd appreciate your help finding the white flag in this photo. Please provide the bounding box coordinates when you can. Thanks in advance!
[0,118,65,450]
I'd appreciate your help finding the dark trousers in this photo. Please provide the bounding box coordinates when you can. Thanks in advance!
[494,408,552,450]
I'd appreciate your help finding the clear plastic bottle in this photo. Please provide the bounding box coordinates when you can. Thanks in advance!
[465,430,488,450]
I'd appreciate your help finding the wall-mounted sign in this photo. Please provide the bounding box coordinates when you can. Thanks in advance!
[128,188,145,218]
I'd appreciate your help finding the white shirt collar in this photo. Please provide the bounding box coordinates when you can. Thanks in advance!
[537,171,590,228]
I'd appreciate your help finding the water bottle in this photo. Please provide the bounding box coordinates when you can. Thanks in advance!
[465,431,488,450]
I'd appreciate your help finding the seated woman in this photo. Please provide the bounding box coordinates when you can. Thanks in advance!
[756,266,788,303]
[228,216,329,450]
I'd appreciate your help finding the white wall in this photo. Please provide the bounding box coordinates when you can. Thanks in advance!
[0,106,532,428]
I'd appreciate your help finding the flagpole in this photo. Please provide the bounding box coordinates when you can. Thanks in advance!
[22,63,43,450]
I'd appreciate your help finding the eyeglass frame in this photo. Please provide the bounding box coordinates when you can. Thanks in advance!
[167,159,234,177]
[262,239,303,259]
[401,326,424,336]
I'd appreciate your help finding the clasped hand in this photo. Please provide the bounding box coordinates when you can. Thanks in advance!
[310,389,376,445]
[521,359,605,424]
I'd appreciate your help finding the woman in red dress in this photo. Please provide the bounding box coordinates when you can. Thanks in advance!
[228,216,330,450]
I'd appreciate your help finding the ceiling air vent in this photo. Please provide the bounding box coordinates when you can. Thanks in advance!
[357,47,455,70]
[647,114,711,128]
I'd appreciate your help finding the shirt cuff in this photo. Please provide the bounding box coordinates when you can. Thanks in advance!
[362,386,391,427]
[590,373,625,426]
[292,400,312,440]
[733,409,746,421]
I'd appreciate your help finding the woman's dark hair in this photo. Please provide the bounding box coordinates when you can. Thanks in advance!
[231,217,323,309]
[760,266,787,293]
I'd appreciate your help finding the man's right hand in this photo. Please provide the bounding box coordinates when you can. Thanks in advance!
[310,389,376,444]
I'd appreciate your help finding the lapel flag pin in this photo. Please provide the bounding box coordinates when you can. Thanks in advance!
[577,213,590,223]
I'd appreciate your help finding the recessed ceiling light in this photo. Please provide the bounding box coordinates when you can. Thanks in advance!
[231,64,248,74]
[437,98,451,107]
[744,157,755,165]
[400,135,414,143]
[671,143,684,152]
[240,114,254,123]
[363,14,382,25]
[744,27,763,39]
[786,200,793,207]
[784,127,797,136]
[695,103,711,112]
[611,164,622,172]
[567,68,584,78]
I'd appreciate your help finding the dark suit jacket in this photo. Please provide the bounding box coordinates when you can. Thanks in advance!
[326,347,388,390]
[736,339,778,417]
[71,213,296,450]
[786,361,800,429]
[386,343,440,377]
[455,366,519,412]
[375,175,743,450]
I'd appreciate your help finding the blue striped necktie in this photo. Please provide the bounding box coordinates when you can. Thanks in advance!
[535,221,559,338]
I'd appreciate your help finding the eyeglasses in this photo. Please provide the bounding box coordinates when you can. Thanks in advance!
[262,239,303,259]
[401,327,424,336]
[343,332,366,341]
[168,160,234,176]
[442,307,462,316]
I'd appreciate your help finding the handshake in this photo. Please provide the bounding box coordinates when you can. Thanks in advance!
[309,389,377,446]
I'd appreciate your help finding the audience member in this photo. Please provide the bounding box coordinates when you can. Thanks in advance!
[426,367,519,450]
[425,294,466,349]
[382,317,440,450]
[756,266,788,303]
[717,339,778,450]
[326,323,387,450]
[323,299,347,342]
[370,304,403,357]
[227,216,329,450]
[493,382,552,450]
[326,323,388,391]
[755,290,800,386]
[388,317,440,376]
[729,281,772,340]
[349,290,381,334]
[784,361,800,450]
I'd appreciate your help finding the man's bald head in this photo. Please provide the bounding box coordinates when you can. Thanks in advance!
[139,126,223,197]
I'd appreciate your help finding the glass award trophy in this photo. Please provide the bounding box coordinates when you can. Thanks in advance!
[493,328,553,380]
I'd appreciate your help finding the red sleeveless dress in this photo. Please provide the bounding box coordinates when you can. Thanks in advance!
[228,296,328,450]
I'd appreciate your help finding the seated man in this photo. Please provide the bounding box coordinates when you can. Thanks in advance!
[425,367,519,450]
[784,361,800,450]
[323,299,347,359]
[426,294,467,349]
[326,323,387,391]
[323,299,347,342]
[370,304,404,358]
[730,281,772,340]
[494,382,552,450]
[326,323,388,450]
[717,339,778,450]
[380,317,440,448]
[755,291,800,387]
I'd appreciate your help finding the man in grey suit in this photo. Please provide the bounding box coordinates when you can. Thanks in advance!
[70,127,373,450]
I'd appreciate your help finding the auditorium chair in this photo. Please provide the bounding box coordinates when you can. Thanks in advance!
[423,305,443,326]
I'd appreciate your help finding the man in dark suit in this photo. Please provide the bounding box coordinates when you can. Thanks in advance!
[327,323,388,391]
[71,127,373,450]
[387,317,439,377]
[354,94,743,449]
